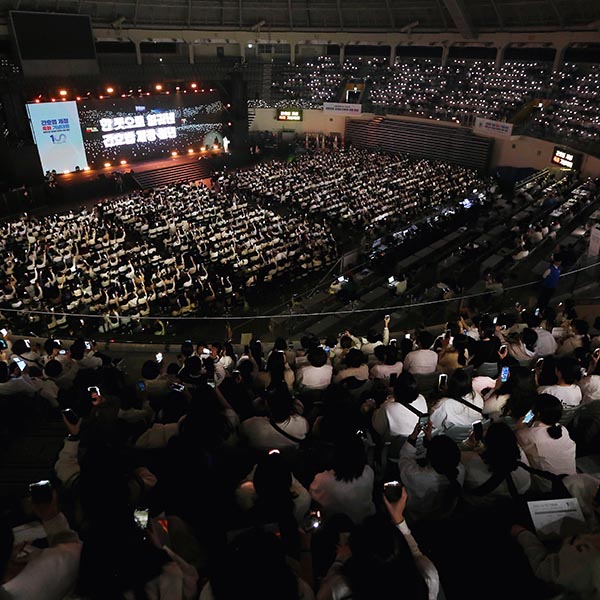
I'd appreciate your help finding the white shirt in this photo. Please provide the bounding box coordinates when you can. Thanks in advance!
[537,384,582,408]
[403,349,438,375]
[534,327,558,356]
[296,364,333,390]
[0,375,36,397]
[462,449,531,498]
[430,393,484,430]
[369,362,403,381]
[333,364,369,383]
[372,394,428,438]
[516,422,576,477]
[399,442,465,520]
[240,415,309,452]
[578,375,600,404]
[309,466,376,525]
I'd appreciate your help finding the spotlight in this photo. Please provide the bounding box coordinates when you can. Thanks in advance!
[59,89,67,96]
[106,86,114,94]
[200,146,206,152]
[155,84,163,91]
[120,160,127,165]
[34,99,40,103]
[190,83,197,89]
[84,166,91,171]
[76,96,81,101]
[63,170,70,174]
[171,151,178,156]
[104,162,111,168]
[187,148,194,154]
[51,98,56,102]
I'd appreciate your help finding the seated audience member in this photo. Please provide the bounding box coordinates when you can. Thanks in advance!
[527,314,558,356]
[0,360,35,397]
[77,447,198,600]
[437,333,469,374]
[399,424,464,521]
[430,368,484,431]
[515,394,577,488]
[296,347,333,391]
[309,435,376,525]
[317,492,438,600]
[140,359,170,401]
[511,497,600,599]
[469,321,501,368]
[200,529,314,600]
[10,338,43,368]
[537,356,582,408]
[370,344,403,381]
[333,349,369,384]
[0,491,81,600]
[462,422,531,504]
[359,329,384,357]
[235,451,311,526]
[578,350,600,404]
[69,342,103,370]
[240,383,309,453]
[27,364,60,408]
[556,318,590,356]
[505,329,538,362]
[483,365,536,420]
[371,371,428,439]
[403,331,438,375]
[253,349,295,392]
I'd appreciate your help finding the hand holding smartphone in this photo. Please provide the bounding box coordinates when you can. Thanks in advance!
[383,480,403,503]
[438,373,448,390]
[523,410,535,425]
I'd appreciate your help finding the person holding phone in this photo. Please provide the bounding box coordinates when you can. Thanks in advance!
[578,348,600,404]
[515,394,576,492]
[430,369,484,432]
[0,485,81,600]
[369,345,403,382]
[316,490,438,600]
[461,422,531,505]
[372,371,428,440]
[399,423,465,521]
[537,356,582,409]
[0,360,36,397]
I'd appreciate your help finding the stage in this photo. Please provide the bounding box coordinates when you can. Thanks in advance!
[34,150,226,215]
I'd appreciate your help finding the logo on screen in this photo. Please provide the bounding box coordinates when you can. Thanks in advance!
[50,133,67,144]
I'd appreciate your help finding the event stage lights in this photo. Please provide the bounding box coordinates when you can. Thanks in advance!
[106,86,114,94]
[59,89,67,96]
[155,84,163,91]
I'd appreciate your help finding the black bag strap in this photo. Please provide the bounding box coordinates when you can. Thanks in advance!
[468,467,522,498]
[455,395,483,414]
[400,401,426,419]
[516,460,565,483]
[269,419,304,444]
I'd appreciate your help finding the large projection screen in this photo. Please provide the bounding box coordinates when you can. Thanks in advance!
[10,11,98,77]
[78,94,224,167]
[26,101,88,173]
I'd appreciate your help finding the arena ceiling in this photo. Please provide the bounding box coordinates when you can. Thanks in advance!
[1,0,599,34]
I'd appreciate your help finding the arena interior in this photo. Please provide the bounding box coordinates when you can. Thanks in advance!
[1,1,600,598]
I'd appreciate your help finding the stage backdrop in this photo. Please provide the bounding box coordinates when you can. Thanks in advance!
[26,100,88,173]
[77,93,223,167]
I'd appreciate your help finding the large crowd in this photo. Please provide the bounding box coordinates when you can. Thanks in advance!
[268,56,600,148]
[1,301,600,599]
[0,149,493,336]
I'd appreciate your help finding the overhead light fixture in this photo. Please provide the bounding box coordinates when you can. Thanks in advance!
[59,89,67,96]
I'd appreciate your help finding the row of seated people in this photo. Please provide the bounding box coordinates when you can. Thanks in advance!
[215,148,493,231]
[0,175,337,333]
[270,56,600,146]
[269,57,552,123]
[2,301,600,599]
[530,63,600,144]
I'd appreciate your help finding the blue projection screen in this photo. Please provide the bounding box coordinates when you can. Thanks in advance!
[26,101,88,173]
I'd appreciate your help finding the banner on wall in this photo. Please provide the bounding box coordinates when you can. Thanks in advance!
[473,117,513,139]
[323,102,362,116]
[26,101,88,173]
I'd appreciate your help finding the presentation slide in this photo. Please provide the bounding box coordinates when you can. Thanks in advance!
[26,101,88,173]
[77,94,224,166]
